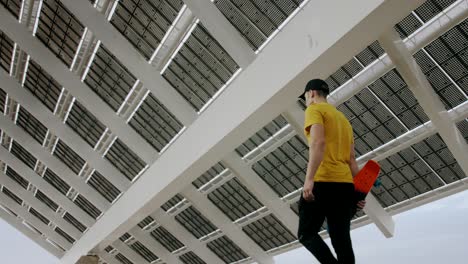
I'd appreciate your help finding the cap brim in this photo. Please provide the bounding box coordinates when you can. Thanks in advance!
[298,92,306,101]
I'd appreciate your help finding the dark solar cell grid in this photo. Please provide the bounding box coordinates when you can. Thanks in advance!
[23,60,62,112]
[84,45,136,112]
[137,215,154,229]
[368,69,430,129]
[252,136,309,197]
[0,0,21,19]
[105,138,146,181]
[456,120,468,144]
[115,253,133,264]
[65,100,106,148]
[337,87,407,157]
[2,187,23,205]
[372,146,446,207]
[87,171,121,203]
[394,13,422,39]
[74,194,101,220]
[29,207,50,225]
[110,0,184,59]
[63,212,87,233]
[242,214,296,251]
[16,106,48,145]
[163,24,239,111]
[327,58,364,91]
[5,166,29,189]
[130,241,158,262]
[43,168,70,196]
[235,115,289,157]
[174,206,217,239]
[55,226,75,244]
[208,177,263,221]
[129,93,183,152]
[119,233,132,242]
[53,139,85,175]
[161,193,184,211]
[0,32,14,72]
[150,226,184,253]
[207,235,249,264]
[0,89,6,114]
[179,251,206,264]
[414,0,457,23]
[36,0,85,68]
[355,41,385,67]
[192,162,226,189]
[10,141,37,170]
[35,190,59,211]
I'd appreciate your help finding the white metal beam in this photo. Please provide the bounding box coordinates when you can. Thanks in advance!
[59,0,197,126]
[0,192,72,250]
[379,28,468,176]
[182,0,255,68]
[0,146,95,227]
[0,114,110,211]
[151,209,224,264]
[182,185,274,264]
[0,6,156,163]
[111,240,149,264]
[60,1,424,262]
[0,173,82,239]
[0,70,130,192]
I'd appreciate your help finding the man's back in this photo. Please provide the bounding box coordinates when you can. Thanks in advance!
[304,102,354,183]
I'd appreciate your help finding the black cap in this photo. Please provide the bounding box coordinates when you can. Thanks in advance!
[299,79,330,100]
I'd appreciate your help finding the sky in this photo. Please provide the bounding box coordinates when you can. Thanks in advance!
[0,190,467,264]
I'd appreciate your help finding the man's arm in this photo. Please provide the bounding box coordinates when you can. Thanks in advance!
[303,124,326,201]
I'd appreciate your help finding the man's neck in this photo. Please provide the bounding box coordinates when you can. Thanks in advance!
[314,98,327,104]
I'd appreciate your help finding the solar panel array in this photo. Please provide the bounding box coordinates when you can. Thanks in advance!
[0,0,466,263]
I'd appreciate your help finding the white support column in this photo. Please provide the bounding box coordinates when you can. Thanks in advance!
[0,192,72,250]
[182,186,274,264]
[0,70,130,192]
[61,1,424,262]
[152,209,224,264]
[0,114,110,212]
[111,240,149,264]
[283,104,395,238]
[223,152,298,234]
[0,6,157,163]
[0,147,95,227]
[0,174,82,239]
[0,208,64,258]
[128,227,183,264]
[59,0,197,127]
[182,0,255,68]
[379,28,468,176]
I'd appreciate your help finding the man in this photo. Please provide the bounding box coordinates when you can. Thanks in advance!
[297,79,365,264]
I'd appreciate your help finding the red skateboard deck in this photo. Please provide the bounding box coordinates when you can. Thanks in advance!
[353,160,381,201]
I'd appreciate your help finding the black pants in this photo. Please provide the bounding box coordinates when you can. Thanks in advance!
[298,182,355,264]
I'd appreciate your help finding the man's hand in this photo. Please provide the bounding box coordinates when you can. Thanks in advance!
[357,200,366,210]
[303,180,315,202]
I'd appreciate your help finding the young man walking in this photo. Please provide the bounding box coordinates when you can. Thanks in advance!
[298,79,365,264]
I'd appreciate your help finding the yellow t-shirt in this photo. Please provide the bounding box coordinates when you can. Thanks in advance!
[304,102,354,183]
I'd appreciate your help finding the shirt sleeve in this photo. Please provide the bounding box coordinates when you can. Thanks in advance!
[304,106,323,137]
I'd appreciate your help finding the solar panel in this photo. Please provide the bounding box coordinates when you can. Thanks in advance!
[355,41,385,67]
[242,214,296,251]
[235,115,288,157]
[252,136,307,197]
[206,235,249,264]
[0,31,14,72]
[192,162,225,189]
[10,140,38,170]
[137,215,154,229]
[87,171,121,203]
[163,24,239,110]
[150,226,184,253]
[179,251,205,264]
[16,106,48,145]
[0,0,21,19]
[35,190,59,211]
[29,207,50,225]
[208,177,263,221]
[55,226,75,244]
[36,0,85,68]
[394,13,423,39]
[174,206,217,239]
[115,253,133,264]
[0,89,6,114]
[2,187,23,205]
[129,241,158,263]
[65,100,106,148]
[63,212,87,233]
[74,194,102,220]
[456,120,468,144]
[414,0,457,23]
[105,138,146,181]
[129,93,183,152]
[43,168,70,196]
[160,193,184,211]
[53,139,86,175]
[5,166,29,189]
[110,0,184,59]
[23,59,62,112]
[84,45,137,112]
